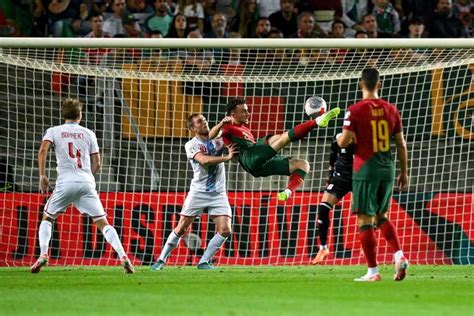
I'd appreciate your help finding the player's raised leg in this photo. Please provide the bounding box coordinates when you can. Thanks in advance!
[376,214,408,281]
[95,218,134,274]
[31,215,53,273]
[278,159,309,201]
[151,215,195,271]
[197,215,231,270]
[268,110,341,154]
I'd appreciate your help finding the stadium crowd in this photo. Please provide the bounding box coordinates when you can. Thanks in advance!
[1,0,472,39]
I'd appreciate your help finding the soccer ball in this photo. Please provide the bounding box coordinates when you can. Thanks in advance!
[304,96,327,118]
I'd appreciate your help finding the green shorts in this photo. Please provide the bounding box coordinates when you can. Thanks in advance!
[351,179,393,216]
[238,137,290,178]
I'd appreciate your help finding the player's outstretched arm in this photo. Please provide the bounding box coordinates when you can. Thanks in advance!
[209,116,232,139]
[395,132,409,191]
[38,141,51,194]
[193,144,238,167]
[337,130,354,148]
[91,153,101,174]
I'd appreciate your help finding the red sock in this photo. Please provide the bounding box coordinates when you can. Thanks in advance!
[288,120,317,141]
[286,169,306,193]
[379,220,401,253]
[359,226,378,268]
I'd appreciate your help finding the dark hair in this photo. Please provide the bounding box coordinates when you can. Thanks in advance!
[89,11,103,20]
[62,99,83,120]
[361,68,380,91]
[268,27,283,37]
[331,19,346,29]
[355,30,369,37]
[187,113,202,130]
[408,16,424,25]
[226,97,246,115]
[166,13,191,38]
[362,13,375,23]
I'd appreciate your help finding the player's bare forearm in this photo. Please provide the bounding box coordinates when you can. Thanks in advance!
[194,144,237,166]
[337,130,354,148]
[38,141,51,194]
[395,132,408,175]
[395,132,409,190]
[197,155,232,167]
[209,116,232,139]
[91,153,101,174]
[38,141,51,177]
[209,123,223,139]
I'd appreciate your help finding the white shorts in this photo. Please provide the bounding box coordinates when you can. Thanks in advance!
[44,182,106,221]
[180,191,232,218]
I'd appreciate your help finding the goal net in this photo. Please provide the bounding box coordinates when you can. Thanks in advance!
[0,38,472,267]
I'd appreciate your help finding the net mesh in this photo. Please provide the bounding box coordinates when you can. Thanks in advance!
[0,43,473,266]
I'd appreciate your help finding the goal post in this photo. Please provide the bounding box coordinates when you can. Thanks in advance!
[0,38,472,267]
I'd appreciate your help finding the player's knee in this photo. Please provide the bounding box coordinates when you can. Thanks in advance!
[218,226,232,238]
[175,225,189,236]
[298,160,310,173]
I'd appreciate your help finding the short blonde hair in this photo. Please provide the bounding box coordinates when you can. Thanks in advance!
[61,99,83,120]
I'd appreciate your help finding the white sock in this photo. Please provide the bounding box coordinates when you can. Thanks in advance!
[368,267,379,275]
[319,244,328,250]
[394,250,404,263]
[102,225,126,258]
[284,189,292,198]
[199,233,227,264]
[158,231,181,262]
[39,221,52,256]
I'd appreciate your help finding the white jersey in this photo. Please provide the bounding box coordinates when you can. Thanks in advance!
[185,137,226,193]
[42,122,99,184]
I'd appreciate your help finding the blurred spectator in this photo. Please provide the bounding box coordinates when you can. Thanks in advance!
[361,12,396,37]
[330,19,346,38]
[299,0,343,17]
[428,0,466,37]
[355,30,369,38]
[406,16,425,38]
[254,17,271,38]
[228,32,242,65]
[175,0,205,32]
[269,0,298,38]
[453,0,472,36]
[0,1,34,36]
[299,0,343,33]
[149,29,163,37]
[202,0,217,33]
[290,11,326,38]
[229,0,259,38]
[340,0,370,33]
[145,0,173,37]
[258,0,280,18]
[373,0,401,35]
[122,11,142,37]
[126,0,154,14]
[84,11,111,38]
[103,0,125,37]
[183,30,215,72]
[166,13,191,38]
[205,12,229,38]
[45,0,84,37]
[402,0,437,27]
[329,20,348,64]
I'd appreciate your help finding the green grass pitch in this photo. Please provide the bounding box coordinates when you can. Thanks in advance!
[1,265,473,316]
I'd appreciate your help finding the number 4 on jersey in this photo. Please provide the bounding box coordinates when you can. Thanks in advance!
[68,142,82,168]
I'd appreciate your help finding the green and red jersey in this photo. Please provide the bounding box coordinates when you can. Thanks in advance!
[221,123,256,148]
[343,98,402,181]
